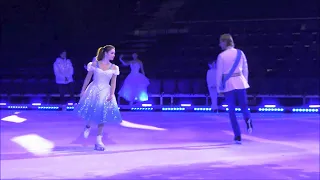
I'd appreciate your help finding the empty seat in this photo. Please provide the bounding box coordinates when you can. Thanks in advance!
[148,79,161,94]
[247,78,260,95]
[192,79,207,94]
[177,79,192,94]
[74,80,83,94]
[162,79,176,94]
[0,79,12,95]
[10,79,24,95]
[278,79,291,95]
[38,79,50,95]
[303,78,319,95]
[24,79,37,95]
[259,78,274,95]
[300,32,315,44]
[47,80,59,94]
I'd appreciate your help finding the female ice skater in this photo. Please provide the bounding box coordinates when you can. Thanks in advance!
[118,53,149,105]
[75,45,122,151]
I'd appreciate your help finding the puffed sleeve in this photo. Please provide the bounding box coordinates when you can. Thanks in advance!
[87,62,95,72]
[113,65,120,75]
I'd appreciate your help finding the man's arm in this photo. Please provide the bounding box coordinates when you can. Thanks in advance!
[216,55,223,92]
[66,59,74,77]
[53,60,64,78]
[241,51,249,82]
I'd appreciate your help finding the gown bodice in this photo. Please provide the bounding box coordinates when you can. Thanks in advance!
[130,61,141,73]
[87,62,120,88]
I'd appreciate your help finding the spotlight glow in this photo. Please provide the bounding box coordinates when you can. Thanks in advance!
[121,120,166,131]
[1,115,27,123]
[11,134,55,156]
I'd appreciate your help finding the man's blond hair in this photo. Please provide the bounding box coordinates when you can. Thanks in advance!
[220,34,234,47]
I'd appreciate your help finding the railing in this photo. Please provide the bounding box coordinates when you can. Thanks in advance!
[0,78,318,106]
[119,94,318,106]
[1,93,318,107]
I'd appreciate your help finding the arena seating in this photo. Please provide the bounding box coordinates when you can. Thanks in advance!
[144,18,319,78]
[0,0,318,104]
[1,77,318,97]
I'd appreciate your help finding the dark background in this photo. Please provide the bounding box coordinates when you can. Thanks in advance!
[0,0,319,96]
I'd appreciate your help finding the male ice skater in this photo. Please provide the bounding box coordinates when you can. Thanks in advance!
[206,60,218,112]
[53,50,75,105]
[216,34,253,144]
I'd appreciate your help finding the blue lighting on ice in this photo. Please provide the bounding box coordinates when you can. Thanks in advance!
[0,103,318,113]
